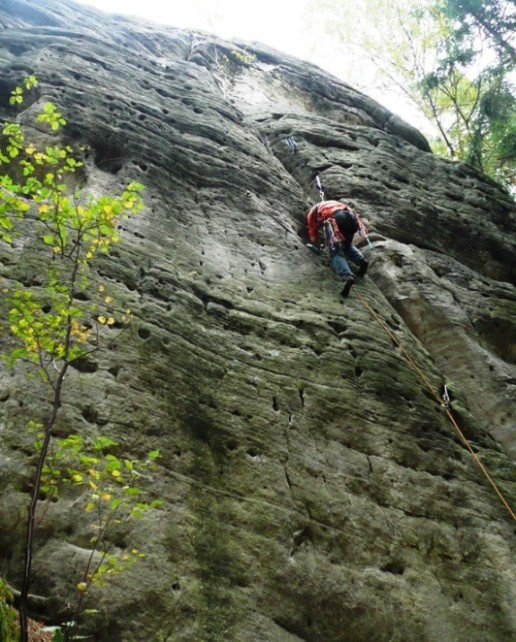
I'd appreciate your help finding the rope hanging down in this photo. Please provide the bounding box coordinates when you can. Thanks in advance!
[355,289,515,522]
[308,175,513,520]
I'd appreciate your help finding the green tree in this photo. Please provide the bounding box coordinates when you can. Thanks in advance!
[0,77,160,642]
[313,0,515,190]
[439,0,516,66]
[35,433,162,642]
[422,0,516,186]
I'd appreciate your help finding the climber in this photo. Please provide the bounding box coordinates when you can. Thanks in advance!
[306,200,369,297]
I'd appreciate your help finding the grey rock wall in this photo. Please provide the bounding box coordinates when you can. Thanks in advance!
[0,1,515,641]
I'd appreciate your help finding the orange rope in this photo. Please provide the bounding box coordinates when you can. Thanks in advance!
[355,289,516,522]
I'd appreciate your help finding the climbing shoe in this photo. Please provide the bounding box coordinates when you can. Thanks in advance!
[340,277,355,298]
[357,259,368,277]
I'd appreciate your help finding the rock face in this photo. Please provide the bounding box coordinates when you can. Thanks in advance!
[0,1,515,641]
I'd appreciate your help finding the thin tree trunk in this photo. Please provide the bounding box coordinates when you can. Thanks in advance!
[19,365,69,642]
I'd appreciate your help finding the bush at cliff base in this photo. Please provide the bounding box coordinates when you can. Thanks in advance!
[0,578,18,642]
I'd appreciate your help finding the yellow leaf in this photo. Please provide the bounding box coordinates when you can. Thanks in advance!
[77,582,88,592]
[85,502,95,512]
[98,285,105,292]
[72,473,83,483]
[111,469,121,478]
[101,493,112,501]
[97,316,106,324]
[104,296,113,304]
[39,204,49,214]
[107,317,115,326]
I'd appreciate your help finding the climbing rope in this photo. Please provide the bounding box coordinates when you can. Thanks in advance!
[305,176,513,519]
[355,288,516,522]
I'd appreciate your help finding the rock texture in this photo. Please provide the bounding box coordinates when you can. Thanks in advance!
[0,1,515,641]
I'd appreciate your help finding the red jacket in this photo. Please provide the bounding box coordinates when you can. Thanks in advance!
[306,200,365,244]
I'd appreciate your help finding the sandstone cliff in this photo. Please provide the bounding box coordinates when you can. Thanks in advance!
[0,1,515,641]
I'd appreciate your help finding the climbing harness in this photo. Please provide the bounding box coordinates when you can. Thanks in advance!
[355,289,516,522]
[313,174,374,250]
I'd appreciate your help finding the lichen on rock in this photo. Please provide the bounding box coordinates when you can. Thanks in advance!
[0,1,515,641]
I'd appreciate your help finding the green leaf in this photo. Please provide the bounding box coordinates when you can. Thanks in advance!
[123,486,141,497]
[43,233,55,245]
[94,435,118,450]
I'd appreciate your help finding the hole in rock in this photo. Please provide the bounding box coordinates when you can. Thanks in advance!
[381,561,405,575]
[73,290,90,301]
[310,344,324,356]
[93,138,124,174]
[138,327,151,340]
[272,397,279,411]
[108,365,120,377]
[21,276,43,287]
[348,344,358,358]
[38,490,58,502]
[328,320,348,335]
[82,406,98,423]
[70,356,98,373]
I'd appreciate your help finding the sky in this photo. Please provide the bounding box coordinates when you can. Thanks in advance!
[74,0,427,130]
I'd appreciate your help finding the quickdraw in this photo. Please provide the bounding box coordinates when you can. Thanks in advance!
[315,173,325,201]
[441,384,450,408]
